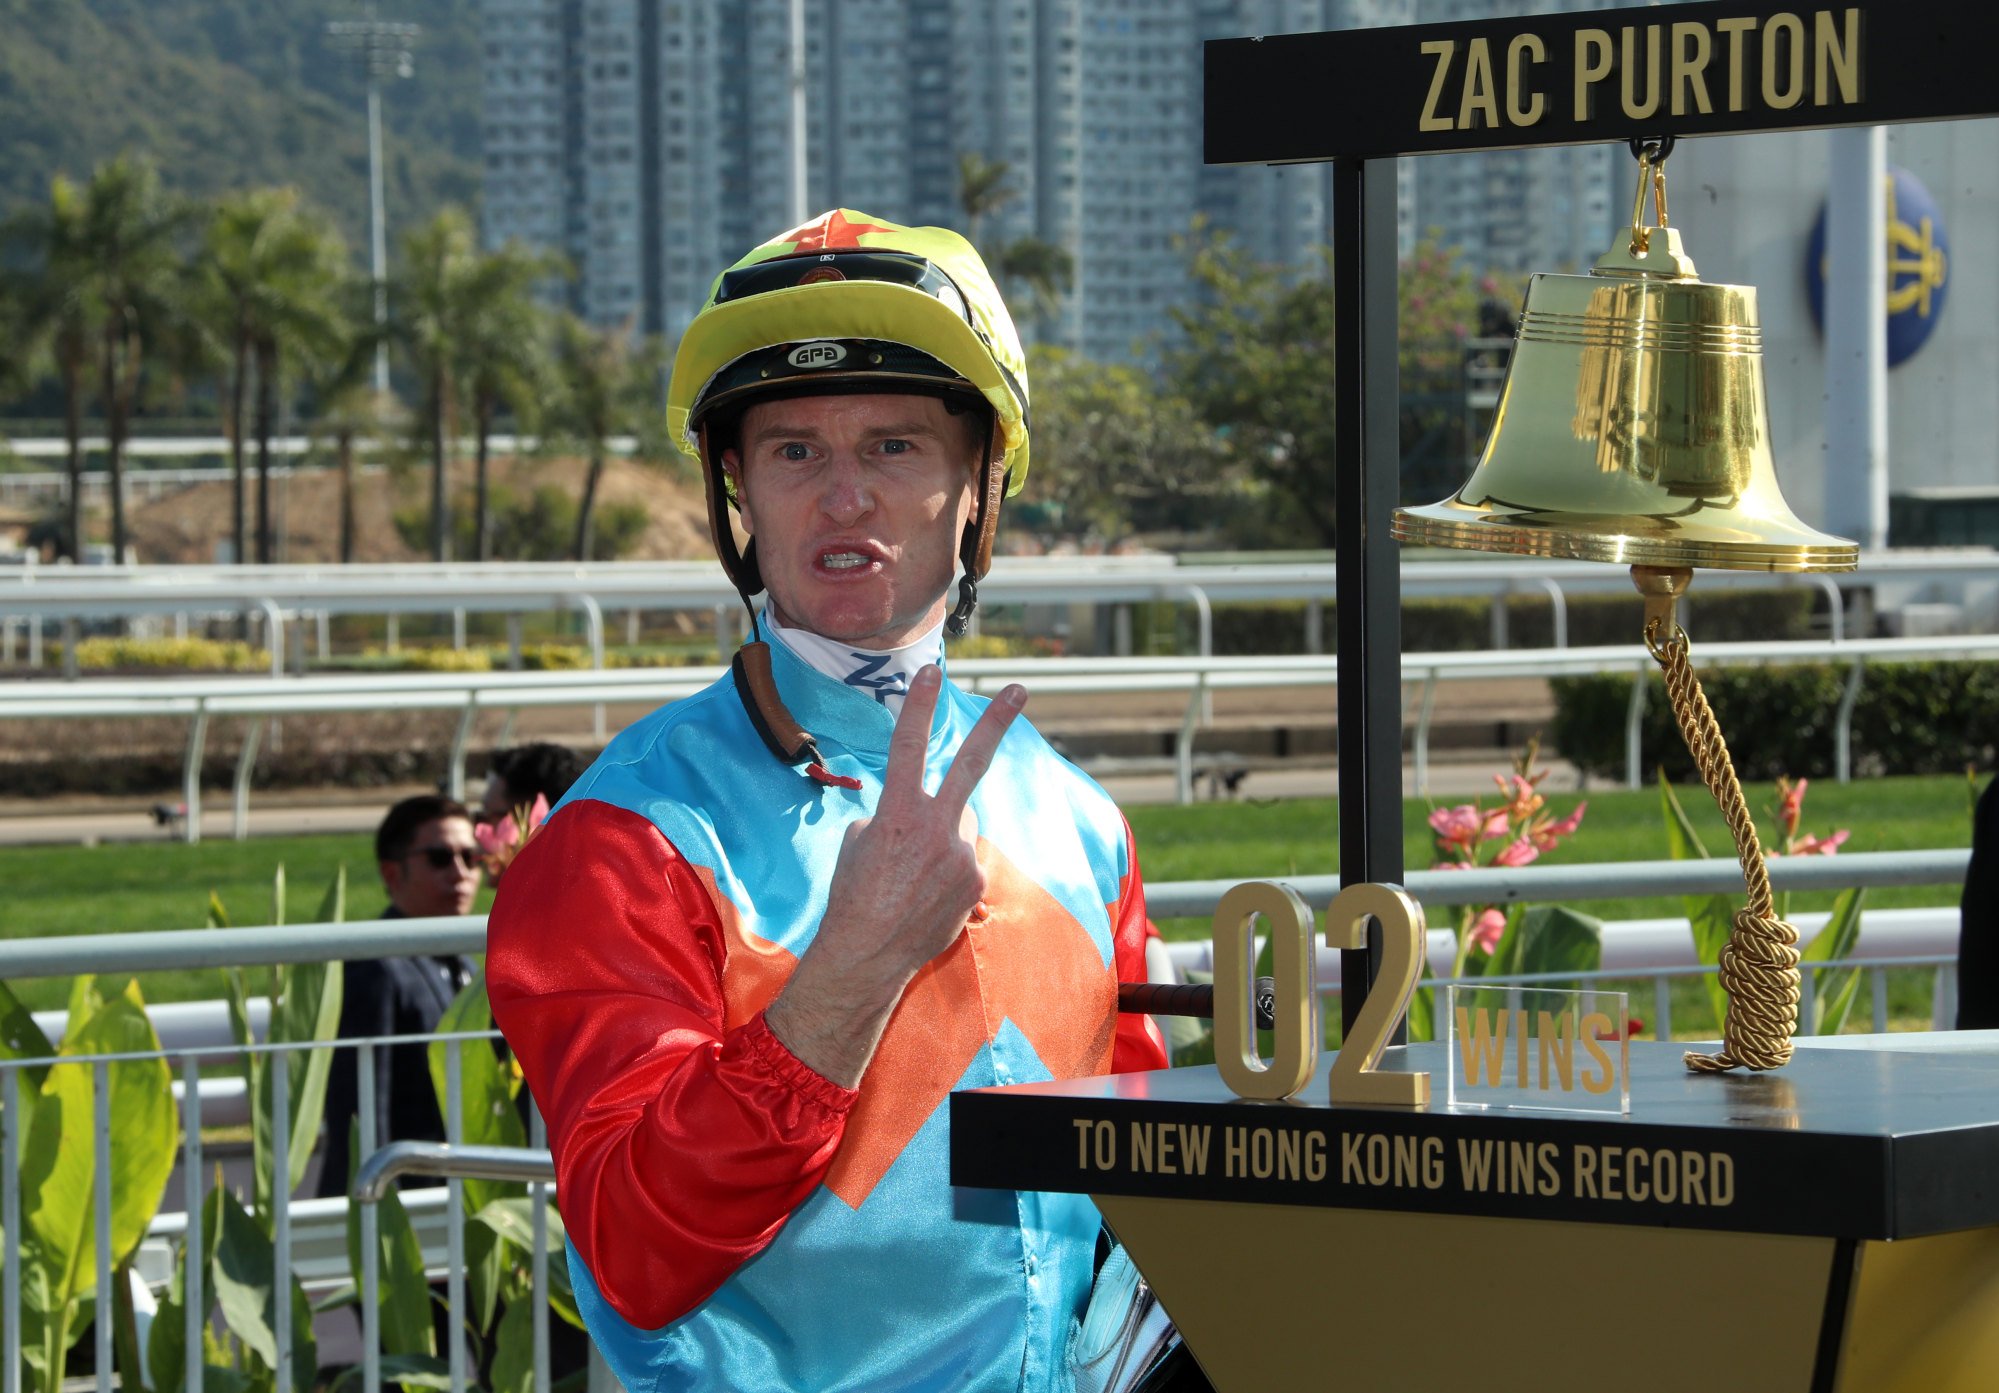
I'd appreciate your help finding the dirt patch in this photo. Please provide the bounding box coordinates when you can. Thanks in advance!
[128,452,714,565]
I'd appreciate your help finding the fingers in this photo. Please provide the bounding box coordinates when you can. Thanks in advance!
[882,665,944,799]
[935,684,1026,816]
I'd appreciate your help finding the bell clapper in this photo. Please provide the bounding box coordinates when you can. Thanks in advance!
[1629,563,1803,1074]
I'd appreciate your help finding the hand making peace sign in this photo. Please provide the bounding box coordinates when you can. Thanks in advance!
[764,666,1028,1088]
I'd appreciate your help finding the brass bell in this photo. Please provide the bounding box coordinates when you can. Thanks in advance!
[1394,148,1857,573]
[1395,144,1861,1077]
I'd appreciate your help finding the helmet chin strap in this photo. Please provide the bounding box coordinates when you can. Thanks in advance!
[947,419,1004,639]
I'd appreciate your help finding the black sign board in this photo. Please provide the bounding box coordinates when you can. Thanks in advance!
[952,1041,1999,1240]
[1207,0,1999,164]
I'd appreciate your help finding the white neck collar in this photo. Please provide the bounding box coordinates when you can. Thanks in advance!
[762,609,946,717]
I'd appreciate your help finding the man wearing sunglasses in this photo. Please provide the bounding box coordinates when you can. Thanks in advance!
[316,794,479,1199]
[488,210,1171,1392]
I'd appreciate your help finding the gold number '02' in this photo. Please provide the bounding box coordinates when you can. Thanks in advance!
[1212,882,1317,1099]
[1323,883,1430,1107]
[1211,880,1430,1107]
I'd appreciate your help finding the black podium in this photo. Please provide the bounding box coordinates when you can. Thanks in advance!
[952,1034,1999,1391]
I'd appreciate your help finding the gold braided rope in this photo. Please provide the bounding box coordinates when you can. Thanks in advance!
[1640,598,1802,1073]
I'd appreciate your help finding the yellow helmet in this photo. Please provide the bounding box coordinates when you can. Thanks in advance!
[668,208,1030,493]
[667,209,1032,637]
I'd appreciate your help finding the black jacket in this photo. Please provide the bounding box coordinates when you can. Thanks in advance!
[1960,778,1999,1030]
[316,907,474,1199]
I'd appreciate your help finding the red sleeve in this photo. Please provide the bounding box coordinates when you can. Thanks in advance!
[486,799,855,1330]
[1110,818,1171,1073]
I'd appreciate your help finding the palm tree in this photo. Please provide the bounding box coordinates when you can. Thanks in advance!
[76,156,193,563]
[457,242,562,560]
[194,187,352,563]
[302,304,395,565]
[997,237,1075,328]
[545,313,668,562]
[956,151,1019,251]
[388,209,479,562]
[2,175,99,561]
[955,152,1074,339]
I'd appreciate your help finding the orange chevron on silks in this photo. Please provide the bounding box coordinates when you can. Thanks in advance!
[713,839,1117,1209]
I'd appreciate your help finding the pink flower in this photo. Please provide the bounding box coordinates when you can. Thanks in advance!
[1493,837,1540,867]
[1494,772,1545,822]
[477,793,552,879]
[1529,801,1588,851]
[1429,804,1485,851]
[1430,858,1476,872]
[1777,777,1807,839]
[475,816,519,857]
[1466,908,1507,955]
[1789,828,1850,856]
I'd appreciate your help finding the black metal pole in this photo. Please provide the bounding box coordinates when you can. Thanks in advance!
[1331,155,1405,1034]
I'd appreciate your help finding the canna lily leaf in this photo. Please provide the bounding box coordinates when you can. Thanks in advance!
[342,1131,437,1361]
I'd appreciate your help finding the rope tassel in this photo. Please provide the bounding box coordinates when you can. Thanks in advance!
[1633,566,1802,1073]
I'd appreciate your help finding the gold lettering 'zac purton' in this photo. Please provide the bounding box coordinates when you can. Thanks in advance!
[1417,8,1862,133]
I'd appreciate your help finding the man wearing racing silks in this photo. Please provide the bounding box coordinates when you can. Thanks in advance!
[487,209,1169,1392]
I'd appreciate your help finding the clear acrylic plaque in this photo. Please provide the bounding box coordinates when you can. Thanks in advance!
[1445,985,1630,1115]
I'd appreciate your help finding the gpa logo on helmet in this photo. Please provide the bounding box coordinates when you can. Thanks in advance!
[787,341,848,369]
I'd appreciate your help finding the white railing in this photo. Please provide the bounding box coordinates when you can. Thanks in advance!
[4,550,1996,678]
[3,635,1994,840]
[0,846,1965,1393]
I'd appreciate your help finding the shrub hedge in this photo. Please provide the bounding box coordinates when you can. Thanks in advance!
[50,636,270,672]
[1196,589,1820,656]
[1550,659,1999,781]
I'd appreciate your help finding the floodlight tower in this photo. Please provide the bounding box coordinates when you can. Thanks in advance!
[327,6,420,394]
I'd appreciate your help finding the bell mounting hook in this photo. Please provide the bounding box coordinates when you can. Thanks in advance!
[1627,134,1677,165]
[1627,136,1676,254]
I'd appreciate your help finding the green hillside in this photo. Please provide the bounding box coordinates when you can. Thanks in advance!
[0,0,482,247]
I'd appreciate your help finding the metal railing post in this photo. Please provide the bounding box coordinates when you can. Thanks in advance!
[1625,661,1648,791]
[1175,683,1201,806]
[359,1040,381,1393]
[256,600,284,678]
[1536,578,1568,648]
[184,701,210,845]
[1836,658,1865,784]
[273,1054,292,1392]
[1413,670,1439,796]
[183,1055,205,1393]
[93,1061,112,1392]
[4,1069,22,1393]
[232,717,265,841]
[446,1045,468,1393]
[531,1103,551,1393]
[449,695,480,801]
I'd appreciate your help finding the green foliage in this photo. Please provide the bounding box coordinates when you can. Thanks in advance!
[361,643,494,673]
[1021,345,1237,544]
[1554,660,1999,782]
[51,636,268,672]
[214,866,347,1214]
[1659,775,1734,1034]
[1168,229,1491,548]
[0,0,481,255]
[1195,589,1819,658]
[209,1185,318,1392]
[1660,773,1870,1037]
[193,184,357,564]
[9,977,179,1393]
[542,312,673,562]
[341,1142,441,1367]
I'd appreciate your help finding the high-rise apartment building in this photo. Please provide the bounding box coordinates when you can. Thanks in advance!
[479,0,1636,357]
